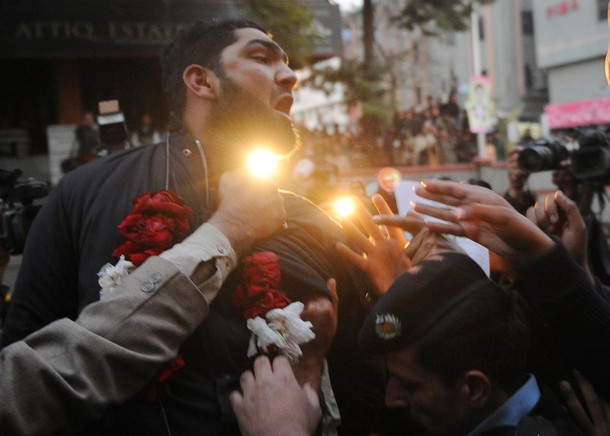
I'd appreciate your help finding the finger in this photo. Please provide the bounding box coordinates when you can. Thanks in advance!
[560,379,594,434]
[239,369,255,391]
[253,355,273,378]
[271,355,293,375]
[303,383,321,410]
[422,220,465,237]
[554,190,583,229]
[543,194,560,224]
[573,370,607,425]
[340,217,374,253]
[371,193,393,215]
[372,195,405,242]
[412,201,457,223]
[404,229,425,259]
[336,241,368,271]
[529,201,552,230]
[229,390,244,413]
[414,179,469,207]
[373,214,424,236]
[326,278,339,310]
[354,200,384,241]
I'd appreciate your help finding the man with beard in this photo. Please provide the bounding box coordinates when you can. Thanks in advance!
[1,20,387,435]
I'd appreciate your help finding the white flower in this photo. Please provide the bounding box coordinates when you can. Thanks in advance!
[98,255,135,301]
[246,302,315,364]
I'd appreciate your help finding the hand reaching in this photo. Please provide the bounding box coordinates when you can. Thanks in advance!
[336,194,410,294]
[560,370,610,436]
[374,211,464,266]
[208,171,286,258]
[526,190,592,282]
[411,179,555,265]
[230,355,321,436]
[293,278,339,391]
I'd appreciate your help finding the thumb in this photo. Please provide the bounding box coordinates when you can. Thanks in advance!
[554,190,580,223]
[303,383,321,411]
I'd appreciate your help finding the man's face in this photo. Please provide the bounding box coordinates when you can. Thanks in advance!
[385,346,472,435]
[210,27,299,158]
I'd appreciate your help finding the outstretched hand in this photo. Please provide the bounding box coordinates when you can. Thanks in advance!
[560,370,610,436]
[411,179,555,265]
[294,278,339,390]
[230,355,321,436]
[374,211,464,266]
[526,190,592,282]
[336,194,410,294]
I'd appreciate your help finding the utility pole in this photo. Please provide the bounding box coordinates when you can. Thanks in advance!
[471,2,486,158]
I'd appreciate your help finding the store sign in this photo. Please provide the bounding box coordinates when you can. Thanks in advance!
[546,0,579,18]
[545,97,610,129]
[0,0,341,58]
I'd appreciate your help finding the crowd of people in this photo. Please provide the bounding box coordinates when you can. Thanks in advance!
[289,97,500,179]
[1,15,610,436]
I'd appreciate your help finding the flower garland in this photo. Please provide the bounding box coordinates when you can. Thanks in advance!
[232,251,315,364]
[98,189,193,401]
[97,190,315,399]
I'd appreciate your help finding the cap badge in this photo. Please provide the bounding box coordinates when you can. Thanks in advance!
[375,313,401,340]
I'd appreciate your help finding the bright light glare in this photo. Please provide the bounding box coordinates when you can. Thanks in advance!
[247,148,280,179]
[334,196,356,218]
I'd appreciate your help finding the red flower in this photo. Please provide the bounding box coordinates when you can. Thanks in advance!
[113,190,192,266]
[243,290,292,319]
[232,251,291,320]
[112,190,192,400]
[131,190,193,219]
[143,355,185,402]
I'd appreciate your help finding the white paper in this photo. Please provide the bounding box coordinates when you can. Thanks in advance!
[394,180,490,276]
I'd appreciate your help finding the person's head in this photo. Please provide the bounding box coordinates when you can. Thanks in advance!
[359,253,530,435]
[506,147,529,188]
[81,111,96,127]
[161,20,299,160]
[161,19,266,116]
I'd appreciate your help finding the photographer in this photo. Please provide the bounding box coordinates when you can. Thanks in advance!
[516,131,610,286]
[504,146,537,215]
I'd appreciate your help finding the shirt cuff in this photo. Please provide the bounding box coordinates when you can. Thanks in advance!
[160,222,238,283]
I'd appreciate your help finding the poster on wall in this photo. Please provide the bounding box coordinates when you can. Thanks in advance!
[465,76,496,134]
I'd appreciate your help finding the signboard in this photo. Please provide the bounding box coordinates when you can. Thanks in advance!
[544,97,610,129]
[465,76,496,134]
[0,0,342,58]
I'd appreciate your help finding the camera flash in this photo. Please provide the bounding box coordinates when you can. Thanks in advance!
[247,148,280,179]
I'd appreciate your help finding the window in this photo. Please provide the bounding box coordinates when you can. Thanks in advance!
[599,0,607,21]
[521,11,534,35]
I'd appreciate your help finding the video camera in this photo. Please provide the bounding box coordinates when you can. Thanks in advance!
[97,99,130,152]
[0,169,49,255]
[517,129,610,183]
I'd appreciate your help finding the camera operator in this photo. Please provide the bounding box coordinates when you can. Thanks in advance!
[504,146,537,215]
[516,131,610,286]
[0,169,49,324]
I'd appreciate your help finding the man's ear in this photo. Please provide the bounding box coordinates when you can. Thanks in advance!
[183,64,219,101]
[462,370,492,409]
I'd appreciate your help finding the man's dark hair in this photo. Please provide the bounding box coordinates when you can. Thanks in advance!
[413,286,530,392]
[160,19,267,116]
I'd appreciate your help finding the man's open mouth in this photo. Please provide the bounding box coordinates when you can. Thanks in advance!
[274,95,293,117]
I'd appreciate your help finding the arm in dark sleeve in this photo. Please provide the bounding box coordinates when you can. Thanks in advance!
[1,179,82,346]
[513,241,610,399]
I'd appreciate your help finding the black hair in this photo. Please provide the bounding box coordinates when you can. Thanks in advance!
[413,286,530,392]
[160,19,267,116]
